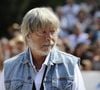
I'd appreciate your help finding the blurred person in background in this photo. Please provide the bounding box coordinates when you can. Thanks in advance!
[85,10,100,44]
[60,0,80,30]
[57,0,80,39]
[73,43,92,70]
[0,41,5,90]
[8,34,26,57]
[7,23,21,39]
[80,0,98,14]
[4,7,85,90]
[11,34,25,56]
[56,36,72,53]
[1,38,11,59]
[91,46,100,70]
[82,59,92,71]
[68,24,91,50]
[76,8,92,32]
[92,11,100,43]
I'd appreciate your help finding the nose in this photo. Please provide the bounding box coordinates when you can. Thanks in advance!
[45,32,53,39]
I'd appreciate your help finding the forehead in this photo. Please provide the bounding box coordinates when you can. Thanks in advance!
[36,26,57,32]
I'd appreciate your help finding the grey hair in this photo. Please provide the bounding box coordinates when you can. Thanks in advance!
[21,7,60,37]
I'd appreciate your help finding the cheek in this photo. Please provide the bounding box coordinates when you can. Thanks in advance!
[54,36,58,42]
[32,38,43,48]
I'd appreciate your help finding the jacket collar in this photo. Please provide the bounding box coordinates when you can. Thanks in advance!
[22,48,31,64]
[22,47,63,65]
[49,47,63,65]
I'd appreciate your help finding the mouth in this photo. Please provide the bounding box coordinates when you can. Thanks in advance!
[43,44,53,47]
[42,44,54,48]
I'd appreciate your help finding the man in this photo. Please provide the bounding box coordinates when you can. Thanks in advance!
[4,7,85,90]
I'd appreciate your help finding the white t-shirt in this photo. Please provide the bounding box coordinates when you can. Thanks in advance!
[0,70,5,90]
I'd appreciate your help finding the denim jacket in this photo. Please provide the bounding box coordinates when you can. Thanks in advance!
[4,48,78,90]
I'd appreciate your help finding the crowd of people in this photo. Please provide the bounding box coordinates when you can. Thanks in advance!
[0,0,100,73]
[55,0,100,70]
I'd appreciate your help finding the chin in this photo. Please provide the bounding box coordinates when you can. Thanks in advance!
[40,51,50,56]
[31,46,52,56]
[37,50,50,56]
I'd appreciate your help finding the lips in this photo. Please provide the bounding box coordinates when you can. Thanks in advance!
[42,44,54,48]
[43,44,53,47]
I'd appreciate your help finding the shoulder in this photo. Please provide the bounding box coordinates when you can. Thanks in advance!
[4,51,26,79]
[4,51,25,72]
[4,52,25,66]
[56,49,80,65]
[52,49,80,76]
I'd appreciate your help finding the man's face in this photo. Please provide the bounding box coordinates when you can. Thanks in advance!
[27,27,58,56]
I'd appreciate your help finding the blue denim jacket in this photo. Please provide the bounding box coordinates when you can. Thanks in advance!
[4,48,78,90]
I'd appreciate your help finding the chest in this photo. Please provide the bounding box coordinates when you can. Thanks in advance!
[5,64,74,90]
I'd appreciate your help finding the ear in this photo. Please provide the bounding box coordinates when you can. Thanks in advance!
[25,34,31,42]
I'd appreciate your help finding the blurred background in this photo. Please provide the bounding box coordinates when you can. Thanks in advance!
[0,0,65,37]
[0,0,100,90]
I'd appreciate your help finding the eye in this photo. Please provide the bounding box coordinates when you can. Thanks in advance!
[36,30,46,36]
[42,30,46,34]
[50,30,56,35]
[50,31,55,34]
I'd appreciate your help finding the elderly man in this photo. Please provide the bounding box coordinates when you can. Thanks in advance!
[4,7,85,90]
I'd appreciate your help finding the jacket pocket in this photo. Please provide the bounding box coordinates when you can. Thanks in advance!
[5,80,23,90]
[5,81,11,90]
[52,76,74,90]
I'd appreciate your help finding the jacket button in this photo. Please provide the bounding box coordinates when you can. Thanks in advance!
[28,76,31,80]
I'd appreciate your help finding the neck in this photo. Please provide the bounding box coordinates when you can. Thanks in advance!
[31,51,47,70]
